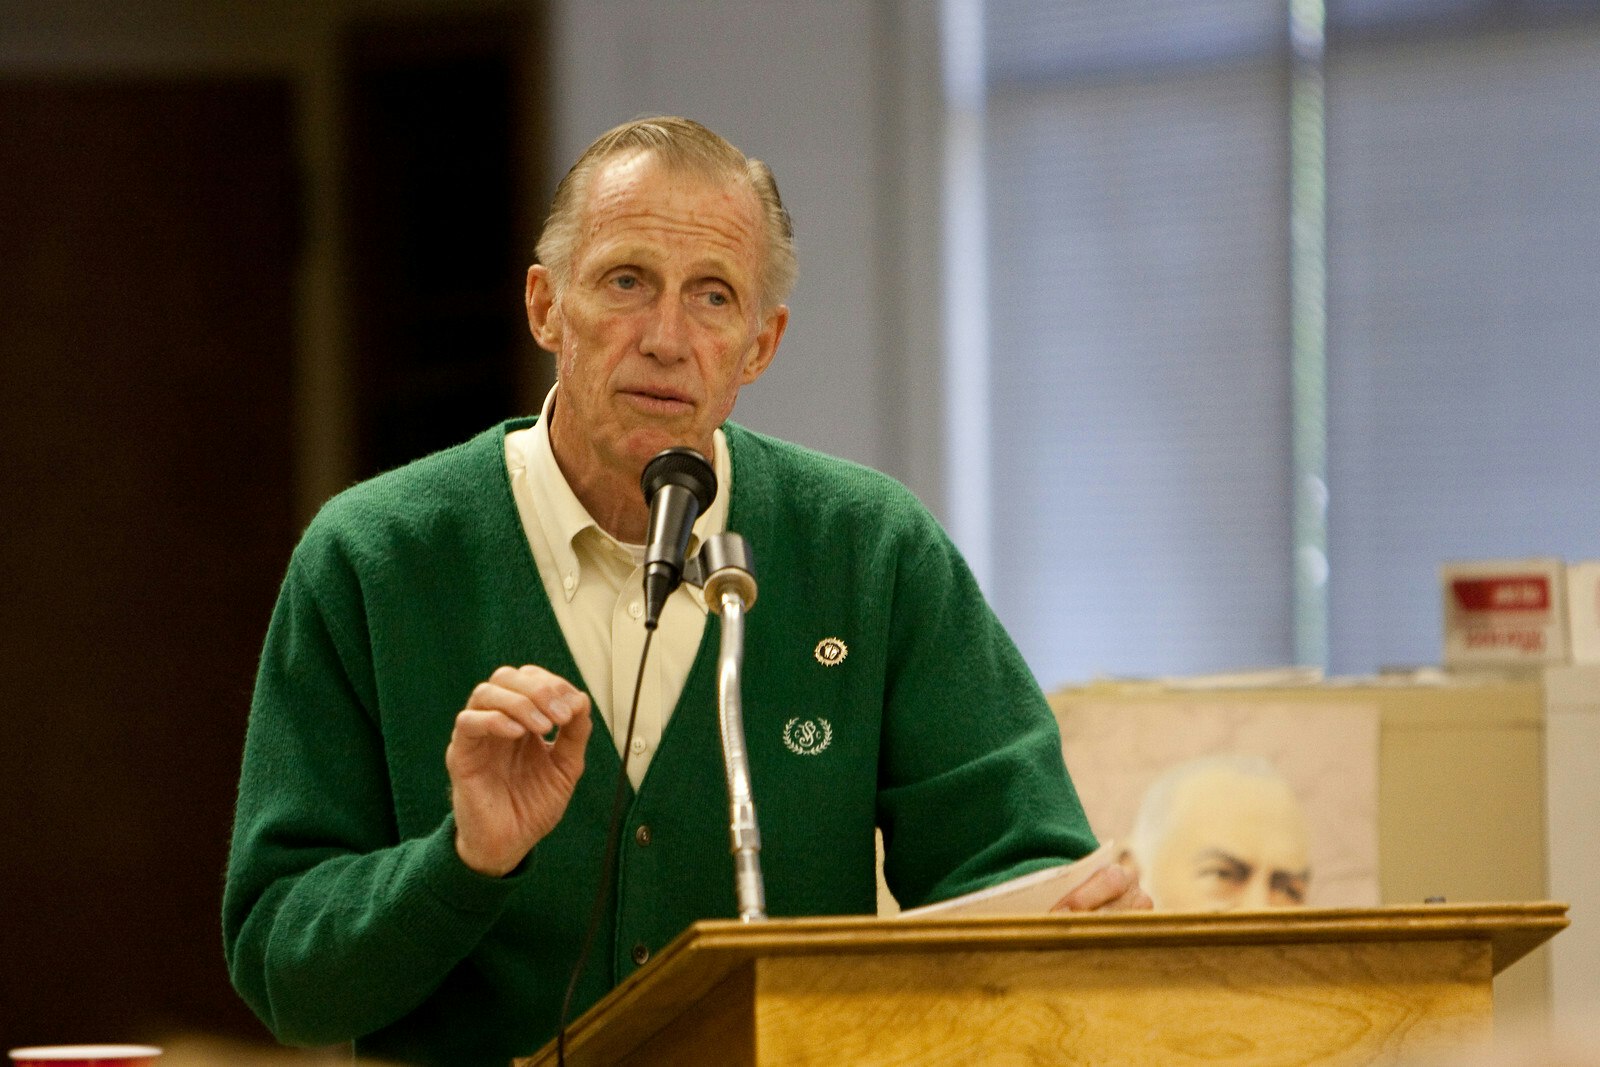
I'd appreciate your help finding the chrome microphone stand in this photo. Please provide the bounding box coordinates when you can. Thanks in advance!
[695,533,766,922]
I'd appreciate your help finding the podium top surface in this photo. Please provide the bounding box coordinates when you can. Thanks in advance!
[519,902,1566,1067]
[667,900,1564,972]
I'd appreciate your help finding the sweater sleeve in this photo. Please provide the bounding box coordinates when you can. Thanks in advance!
[875,516,1098,908]
[221,533,525,1046]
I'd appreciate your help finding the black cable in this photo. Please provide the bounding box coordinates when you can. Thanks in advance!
[557,625,654,1067]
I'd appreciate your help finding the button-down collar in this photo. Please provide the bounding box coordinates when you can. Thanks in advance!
[521,386,731,607]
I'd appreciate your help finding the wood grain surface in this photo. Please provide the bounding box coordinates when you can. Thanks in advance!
[518,903,1566,1067]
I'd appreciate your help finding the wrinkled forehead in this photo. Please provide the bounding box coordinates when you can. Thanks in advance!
[576,150,766,264]
[586,148,760,221]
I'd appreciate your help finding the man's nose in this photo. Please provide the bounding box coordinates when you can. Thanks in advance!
[1239,876,1273,909]
[640,299,692,363]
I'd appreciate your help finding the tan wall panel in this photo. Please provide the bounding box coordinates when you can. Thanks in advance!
[1049,675,1552,1024]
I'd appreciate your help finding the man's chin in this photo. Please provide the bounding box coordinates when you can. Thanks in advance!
[611,435,700,476]
[621,427,712,469]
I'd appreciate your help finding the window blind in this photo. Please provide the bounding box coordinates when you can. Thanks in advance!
[983,3,1294,686]
[1325,25,1600,672]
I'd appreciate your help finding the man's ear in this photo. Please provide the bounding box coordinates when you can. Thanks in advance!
[525,264,562,353]
[740,304,788,385]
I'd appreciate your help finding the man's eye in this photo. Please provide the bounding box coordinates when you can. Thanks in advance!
[614,275,637,289]
[704,290,729,307]
[1271,872,1308,903]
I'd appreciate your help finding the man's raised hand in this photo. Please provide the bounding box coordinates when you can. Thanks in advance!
[446,665,593,877]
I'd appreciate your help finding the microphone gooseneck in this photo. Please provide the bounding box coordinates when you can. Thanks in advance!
[699,532,766,922]
[640,447,717,630]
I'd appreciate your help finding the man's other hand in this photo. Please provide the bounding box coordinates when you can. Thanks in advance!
[446,665,593,877]
[1051,862,1153,913]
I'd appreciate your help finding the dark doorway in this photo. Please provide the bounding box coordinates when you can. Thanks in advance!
[0,78,298,1043]
[343,12,538,478]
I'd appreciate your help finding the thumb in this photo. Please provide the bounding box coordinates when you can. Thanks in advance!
[549,696,592,777]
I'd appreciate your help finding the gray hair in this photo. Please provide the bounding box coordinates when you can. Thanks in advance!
[535,116,797,310]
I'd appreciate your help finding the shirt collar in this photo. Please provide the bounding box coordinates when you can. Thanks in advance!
[526,384,732,602]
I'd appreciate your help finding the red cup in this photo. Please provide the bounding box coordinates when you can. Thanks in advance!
[8,1047,161,1067]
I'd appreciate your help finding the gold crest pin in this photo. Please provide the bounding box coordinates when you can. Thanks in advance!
[814,637,847,666]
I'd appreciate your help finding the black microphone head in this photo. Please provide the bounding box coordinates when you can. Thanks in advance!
[640,446,717,512]
[639,447,717,631]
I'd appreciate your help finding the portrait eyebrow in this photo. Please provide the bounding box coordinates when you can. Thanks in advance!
[1194,849,1252,877]
[1270,869,1312,892]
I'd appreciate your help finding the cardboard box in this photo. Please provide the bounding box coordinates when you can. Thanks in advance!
[1441,558,1569,667]
[1567,561,1600,666]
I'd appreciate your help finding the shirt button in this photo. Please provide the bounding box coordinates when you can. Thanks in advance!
[630,737,646,755]
[631,942,650,966]
[562,574,575,592]
[635,824,652,847]
[628,601,643,620]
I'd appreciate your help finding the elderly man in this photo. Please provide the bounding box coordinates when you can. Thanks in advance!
[224,117,1144,1067]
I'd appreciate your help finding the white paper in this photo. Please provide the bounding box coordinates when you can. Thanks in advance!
[898,840,1118,919]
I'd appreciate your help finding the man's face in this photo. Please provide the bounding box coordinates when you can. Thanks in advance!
[1146,766,1311,911]
[526,151,787,485]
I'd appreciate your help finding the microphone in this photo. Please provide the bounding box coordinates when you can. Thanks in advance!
[640,446,717,630]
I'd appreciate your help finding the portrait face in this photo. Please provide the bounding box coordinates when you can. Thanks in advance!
[526,150,788,487]
[1143,764,1311,911]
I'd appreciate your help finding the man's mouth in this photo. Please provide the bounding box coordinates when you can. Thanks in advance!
[621,387,694,413]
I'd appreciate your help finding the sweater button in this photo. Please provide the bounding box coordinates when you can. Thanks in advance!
[634,824,652,847]
[631,942,650,966]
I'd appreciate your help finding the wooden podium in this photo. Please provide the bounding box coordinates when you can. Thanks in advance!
[516,903,1565,1066]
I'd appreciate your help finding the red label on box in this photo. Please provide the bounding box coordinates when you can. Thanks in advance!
[1450,576,1551,613]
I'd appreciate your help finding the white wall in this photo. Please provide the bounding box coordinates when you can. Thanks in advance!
[1546,665,1600,1029]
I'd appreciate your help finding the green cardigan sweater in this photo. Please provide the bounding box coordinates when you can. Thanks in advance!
[223,419,1095,1067]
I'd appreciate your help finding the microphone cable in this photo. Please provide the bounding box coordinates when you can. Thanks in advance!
[556,624,654,1067]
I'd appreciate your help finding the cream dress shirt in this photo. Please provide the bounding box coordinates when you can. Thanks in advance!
[504,387,730,788]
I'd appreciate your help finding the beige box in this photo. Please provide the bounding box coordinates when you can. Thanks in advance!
[1567,562,1600,665]
[1441,558,1569,667]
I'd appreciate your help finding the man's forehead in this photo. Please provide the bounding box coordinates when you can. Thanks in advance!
[575,152,764,272]
[590,148,659,190]
[1175,766,1296,808]
[586,150,758,222]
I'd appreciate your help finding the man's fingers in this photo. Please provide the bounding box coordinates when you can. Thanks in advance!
[1054,863,1151,913]
[466,682,550,735]
[453,708,530,742]
[548,695,592,773]
[454,688,591,752]
[472,666,588,733]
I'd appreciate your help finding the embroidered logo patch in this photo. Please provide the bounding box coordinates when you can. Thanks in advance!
[783,717,832,756]
[813,637,848,667]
